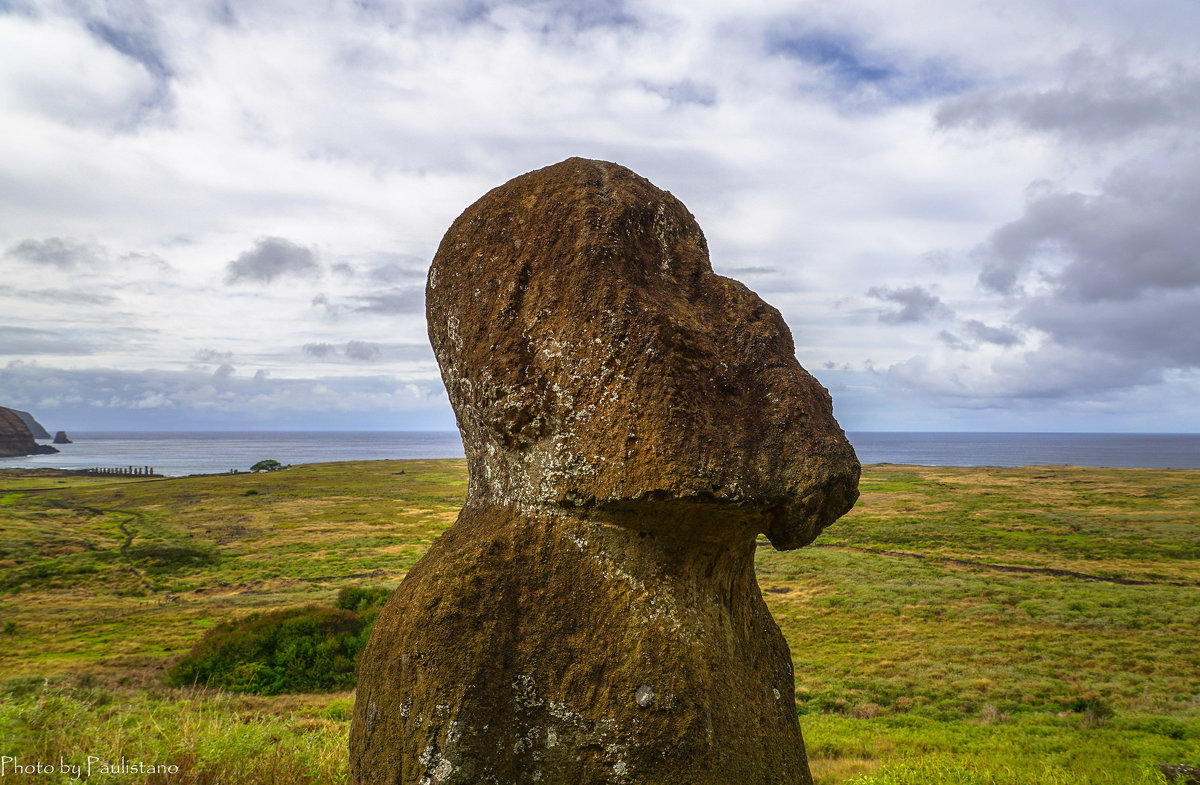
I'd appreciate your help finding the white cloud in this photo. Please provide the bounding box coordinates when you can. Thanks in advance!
[0,362,452,430]
[2,0,1197,431]
[0,12,160,129]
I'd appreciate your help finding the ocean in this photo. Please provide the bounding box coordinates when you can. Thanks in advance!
[847,432,1200,470]
[1,431,1198,476]
[0,431,466,477]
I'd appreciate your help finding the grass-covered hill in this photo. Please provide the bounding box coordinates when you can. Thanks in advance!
[0,460,1196,784]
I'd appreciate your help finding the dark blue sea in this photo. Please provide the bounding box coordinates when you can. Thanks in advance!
[846,432,1200,470]
[1,431,1198,476]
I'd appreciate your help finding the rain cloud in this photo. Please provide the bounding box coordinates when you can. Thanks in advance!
[5,238,106,269]
[225,238,320,285]
[867,285,953,324]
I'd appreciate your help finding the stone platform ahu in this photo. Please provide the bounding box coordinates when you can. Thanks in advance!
[350,158,860,784]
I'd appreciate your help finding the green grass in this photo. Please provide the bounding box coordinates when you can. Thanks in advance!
[0,679,348,784]
[1,461,1197,783]
[0,460,464,677]
[805,713,1190,784]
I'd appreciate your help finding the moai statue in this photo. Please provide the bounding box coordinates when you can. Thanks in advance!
[350,158,860,785]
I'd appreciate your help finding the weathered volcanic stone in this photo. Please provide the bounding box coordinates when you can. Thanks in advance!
[0,406,58,457]
[350,158,860,785]
[53,431,72,444]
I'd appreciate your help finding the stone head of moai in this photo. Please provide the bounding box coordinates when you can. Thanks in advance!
[427,156,859,548]
[350,158,860,785]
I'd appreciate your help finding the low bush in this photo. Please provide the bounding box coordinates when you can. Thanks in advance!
[1117,715,1189,741]
[335,585,391,613]
[168,585,394,695]
[168,605,371,695]
[1068,696,1115,725]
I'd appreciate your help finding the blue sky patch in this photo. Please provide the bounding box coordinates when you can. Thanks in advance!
[767,27,971,107]
[768,30,895,85]
[86,20,171,79]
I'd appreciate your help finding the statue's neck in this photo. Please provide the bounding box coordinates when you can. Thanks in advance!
[457,498,762,597]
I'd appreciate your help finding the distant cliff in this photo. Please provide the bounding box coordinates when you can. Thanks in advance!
[12,409,51,439]
[0,407,59,457]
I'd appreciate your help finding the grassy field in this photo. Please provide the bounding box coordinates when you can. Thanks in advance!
[0,461,1196,783]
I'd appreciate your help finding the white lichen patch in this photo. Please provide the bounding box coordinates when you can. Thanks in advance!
[512,674,544,711]
[547,700,584,725]
[431,759,455,781]
[606,742,631,781]
[365,700,380,735]
[515,723,545,756]
[417,733,458,785]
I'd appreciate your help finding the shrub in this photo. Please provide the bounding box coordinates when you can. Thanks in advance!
[1121,715,1188,740]
[168,606,371,694]
[250,459,282,472]
[335,585,391,613]
[1068,695,1115,726]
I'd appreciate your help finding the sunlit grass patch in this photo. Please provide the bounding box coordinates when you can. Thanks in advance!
[804,713,1193,784]
[0,681,350,784]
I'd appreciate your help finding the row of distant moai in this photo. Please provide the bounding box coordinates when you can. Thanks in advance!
[85,466,157,477]
[350,158,861,785]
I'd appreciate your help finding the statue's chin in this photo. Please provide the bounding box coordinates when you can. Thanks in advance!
[765,479,861,551]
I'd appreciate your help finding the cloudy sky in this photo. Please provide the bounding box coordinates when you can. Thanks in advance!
[2,0,1198,432]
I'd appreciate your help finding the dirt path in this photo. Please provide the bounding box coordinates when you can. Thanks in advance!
[82,505,156,592]
[810,543,1197,587]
